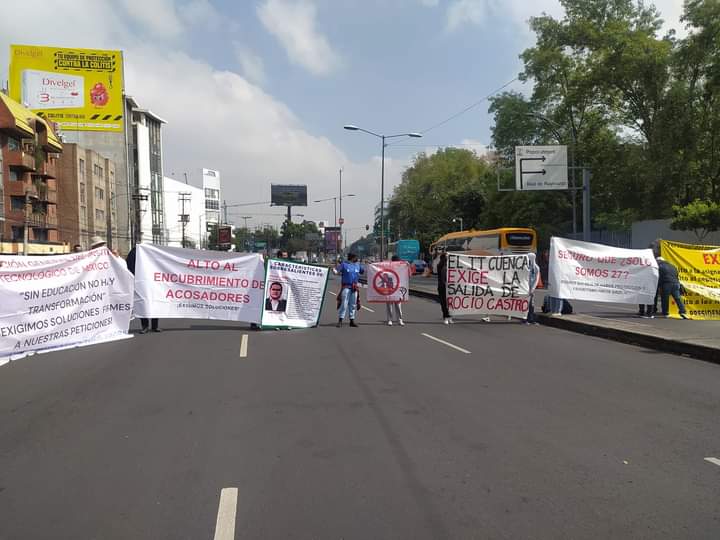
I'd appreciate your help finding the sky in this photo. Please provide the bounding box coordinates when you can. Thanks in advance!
[0,0,685,244]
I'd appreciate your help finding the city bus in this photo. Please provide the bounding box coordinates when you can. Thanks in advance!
[429,228,537,272]
[387,239,420,262]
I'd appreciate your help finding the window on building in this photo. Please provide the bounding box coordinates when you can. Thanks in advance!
[81,206,87,223]
[80,183,86,204]
[79,158,85,177]
[11,226,23,241]
[95,187,104,201]
[9,170,21,181]
[205,199,220,210]
[205,188,219,199]
[7,137,20,151]
[95,209,105,221]
[11,197,25,212]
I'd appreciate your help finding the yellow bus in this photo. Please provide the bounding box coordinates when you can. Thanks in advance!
[430,227,537,272]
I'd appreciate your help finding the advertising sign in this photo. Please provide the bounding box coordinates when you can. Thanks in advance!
[324,227,341,253]
[548,237,658,304]
[0,248,134,364]
[446,253,531,318]
[9,44,124,133]
[366,261,411,303]
[133,244,265,322]
[261,260,329,328]
[661,240,720,319]
[271,184,308,206]
[515,145,568,190]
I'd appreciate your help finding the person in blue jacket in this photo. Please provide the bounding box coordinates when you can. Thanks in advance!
[333,252,363,327]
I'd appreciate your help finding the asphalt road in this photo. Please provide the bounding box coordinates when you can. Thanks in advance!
[1,276,720,539]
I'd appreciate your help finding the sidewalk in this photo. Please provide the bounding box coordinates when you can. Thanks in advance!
[405,275,720,364]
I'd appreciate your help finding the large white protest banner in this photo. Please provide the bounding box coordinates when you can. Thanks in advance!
[134,244,265,322]
[446,253,531,318]
[0,248,134,363]
[548,237,658,304]
[366,261,411,303]
[261,259,329,328]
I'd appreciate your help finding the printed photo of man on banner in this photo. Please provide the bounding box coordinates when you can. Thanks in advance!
[261,259,329,329]
[446,253,531,318]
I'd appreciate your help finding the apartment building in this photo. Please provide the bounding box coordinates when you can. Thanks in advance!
[56,144,117,250]
[203,168,222,227]
[0,93,64,254]
[163,175,205,249]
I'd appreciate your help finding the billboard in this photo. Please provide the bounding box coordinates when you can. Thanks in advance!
[324,227,341,253]
[271,184,307,207]
[9,44,124,133]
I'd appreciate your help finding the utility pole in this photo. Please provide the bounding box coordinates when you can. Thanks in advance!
[183,172,188,185]
[241,215,252,251]
[339,168,343,255]
[223,200,228,225]
[132,188,148,245]
[179,192,191,248]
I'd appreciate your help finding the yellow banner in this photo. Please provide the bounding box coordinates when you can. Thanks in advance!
[9,44,124,133]
[660,240,720,319]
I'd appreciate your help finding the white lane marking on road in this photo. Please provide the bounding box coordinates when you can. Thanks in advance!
[361,305,375,313]
[239,334,248,358]
[213,487,238,540]
[704,457,720,467]
[329,291,337,296]
[421,333,471,354]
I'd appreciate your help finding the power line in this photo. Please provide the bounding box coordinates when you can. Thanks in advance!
[386,77,520,149]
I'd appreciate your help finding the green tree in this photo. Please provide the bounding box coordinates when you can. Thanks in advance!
[670,199,720,241]
[387,148,492,250]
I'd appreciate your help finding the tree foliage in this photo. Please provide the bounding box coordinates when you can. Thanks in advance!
[386,0,720,249]
[670,199,720,241]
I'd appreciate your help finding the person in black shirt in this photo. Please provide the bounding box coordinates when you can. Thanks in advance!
[437,249,452,324]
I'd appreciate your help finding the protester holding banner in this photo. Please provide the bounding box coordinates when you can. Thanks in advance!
[333,253,363,328]
[657,256,688,319]
[126,246,161,333]
[437,249,453,324]
[526,253,541,325]
[383,256,411,326]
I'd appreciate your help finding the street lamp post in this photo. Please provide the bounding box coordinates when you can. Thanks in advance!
[453,217,463,231]
[344,125,422,259]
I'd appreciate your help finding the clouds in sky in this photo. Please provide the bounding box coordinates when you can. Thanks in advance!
[257,0,341,76]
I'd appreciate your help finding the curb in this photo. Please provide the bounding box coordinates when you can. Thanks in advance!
[400,283,720,365]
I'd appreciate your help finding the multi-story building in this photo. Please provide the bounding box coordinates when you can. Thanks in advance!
[203,168,222,227]
[0,93,65,254]
[127,97,166,245]
[56,144,117,250]
[163,175,205,249]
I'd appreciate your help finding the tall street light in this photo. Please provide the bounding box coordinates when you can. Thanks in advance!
[344,124,422,259]
[452,217,463,231]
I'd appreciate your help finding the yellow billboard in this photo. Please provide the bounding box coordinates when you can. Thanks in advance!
[661,240,720,319]
[9,44,124,133]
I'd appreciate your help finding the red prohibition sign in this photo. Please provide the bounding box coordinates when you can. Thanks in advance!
[373,268,400,296]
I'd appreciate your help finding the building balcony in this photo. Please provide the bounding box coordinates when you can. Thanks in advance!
[27,213,58,229]
[6,148,36,172]
[33,160,57,179]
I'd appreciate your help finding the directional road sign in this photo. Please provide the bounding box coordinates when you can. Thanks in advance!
[515,145,568,191]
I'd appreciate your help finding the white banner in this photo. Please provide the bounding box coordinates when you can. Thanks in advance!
[0,248,134,362]
[548,237,659,304]
[134,244,265,322]
[366,261,411,303]
[261,259,329,328]
[446,253,531,317]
